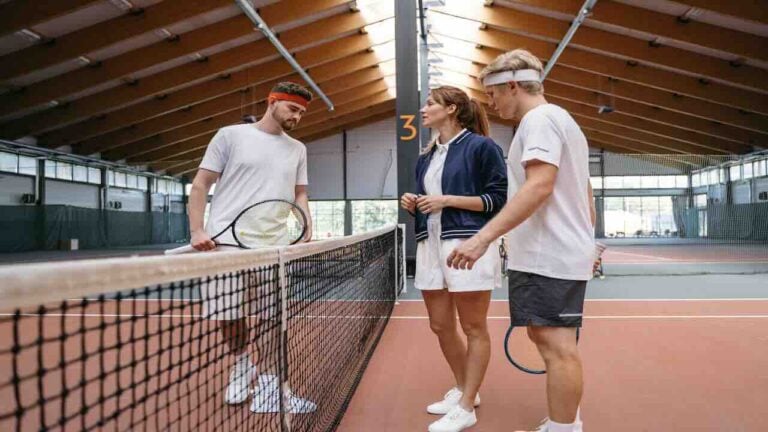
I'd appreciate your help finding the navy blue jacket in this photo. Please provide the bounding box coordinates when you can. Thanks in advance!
[414,130,508,242]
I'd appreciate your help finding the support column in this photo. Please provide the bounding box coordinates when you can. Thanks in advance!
[396,0,420,273]
[343,130,353,236]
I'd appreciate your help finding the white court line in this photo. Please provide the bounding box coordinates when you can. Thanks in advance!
[397,298,768,302]
[604,260,768,265]
[605,251,676,261]
[391,315,768,320]
[4,313,767,320]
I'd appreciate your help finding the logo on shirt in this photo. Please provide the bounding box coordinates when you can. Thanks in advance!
[527,146,550,153]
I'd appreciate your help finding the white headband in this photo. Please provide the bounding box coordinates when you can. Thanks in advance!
[481,69,542,86]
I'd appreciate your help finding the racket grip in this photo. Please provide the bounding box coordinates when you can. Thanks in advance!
[164,244,198,255]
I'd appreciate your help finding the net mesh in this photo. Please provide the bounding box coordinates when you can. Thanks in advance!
[0,226,404,432]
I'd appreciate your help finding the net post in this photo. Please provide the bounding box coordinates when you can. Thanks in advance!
[398,223,407,294]
[394,227,399,304]
[277,248,291,432]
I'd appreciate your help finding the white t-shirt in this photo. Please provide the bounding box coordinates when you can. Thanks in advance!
[199,124,308,243]
[423,129,465,221]
[506,104,594,281]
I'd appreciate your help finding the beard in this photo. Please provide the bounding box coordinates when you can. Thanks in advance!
[280,119,298,130]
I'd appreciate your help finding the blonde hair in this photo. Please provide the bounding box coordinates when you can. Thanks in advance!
[479,49,544,95]
[422,86,490,154]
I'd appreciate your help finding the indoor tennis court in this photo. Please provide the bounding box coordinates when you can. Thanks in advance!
[1,1,767,431]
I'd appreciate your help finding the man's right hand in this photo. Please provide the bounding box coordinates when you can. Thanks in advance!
[400,193,418,214]
[191,230,216,251]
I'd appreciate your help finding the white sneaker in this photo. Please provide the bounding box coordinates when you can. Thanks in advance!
[249,375,317,414]
[515,417,584,432]
[224,361,257,405]
[427,387,481,415]
[428,405,477,432]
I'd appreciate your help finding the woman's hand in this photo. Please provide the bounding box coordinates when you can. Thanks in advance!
[400,193,418,214]
[416,195,449,214]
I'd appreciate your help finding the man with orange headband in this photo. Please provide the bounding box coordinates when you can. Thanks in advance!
[186,82,316,414]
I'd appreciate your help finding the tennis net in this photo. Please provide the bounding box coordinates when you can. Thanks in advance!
[0,225,404,432]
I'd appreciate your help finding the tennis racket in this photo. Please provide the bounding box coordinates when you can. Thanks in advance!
[499,237,508,278]
[165,199,308,255]
[593,242,607,279]
[504,326,581,375]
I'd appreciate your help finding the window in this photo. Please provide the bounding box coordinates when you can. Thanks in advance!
[73,165,88,182]
[351,200,398,234]
[88,167,101,184]
[45,160,57,178]
[56,162,72,180]
[743,162,753,179]
[675,175,688,188]
[157,179,168,194]
[694,194,707,208]
[125,174,137,189]
[604,196,678,238]
[114,171,127,188]
[756,160,767,177]
[691,173,701,188]
[309,201,346,239]
[173,182,183,195]
[590,177,603,190]
[138,176,148,191]
[604,177,623,189]
[641,176,659,189]
[0,152,18,173]
[729,165,741,181]
[708,169,719,185]
[623,176,642,189]
[19,155,37,176]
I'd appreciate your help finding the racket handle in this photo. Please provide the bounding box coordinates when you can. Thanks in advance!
[164,244,198,255]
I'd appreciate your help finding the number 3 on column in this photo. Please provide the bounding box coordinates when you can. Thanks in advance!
[400,114,417,141]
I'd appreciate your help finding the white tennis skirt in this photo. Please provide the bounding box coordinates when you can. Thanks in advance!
[415,219,501,292]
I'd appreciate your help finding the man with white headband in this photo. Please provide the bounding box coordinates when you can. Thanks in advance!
[447,49,596,432]
[187,81,316,415]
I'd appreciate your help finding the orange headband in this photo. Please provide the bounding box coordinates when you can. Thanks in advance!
[268,92,310,109]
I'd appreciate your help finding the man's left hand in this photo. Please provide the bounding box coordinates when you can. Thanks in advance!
[446,235,491,270]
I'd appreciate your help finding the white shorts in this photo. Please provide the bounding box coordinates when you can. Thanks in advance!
[199,246,279,321]
[414,219,501,292]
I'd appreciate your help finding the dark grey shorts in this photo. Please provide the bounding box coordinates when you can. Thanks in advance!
[507,270,587,327]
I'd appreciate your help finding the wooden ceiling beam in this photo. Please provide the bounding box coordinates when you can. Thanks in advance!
[165,102,396,177]
[113,90,393,162]
[435,51,768,136]
[433,4,767,93]
[440,75,745,154]
[41,52,388,148]
[300,111,395,143]
[486,0,768,62]
[439,63,761,146]
[430,27,768,116]
[0,0,102,37]
[677,0,768,25]
[0,0,356,117]
[125,84,392,163]
[0,29,387,139]
[0,0,233,81]
[77,67,389,156]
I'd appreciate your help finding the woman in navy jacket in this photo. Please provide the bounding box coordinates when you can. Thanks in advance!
[400,86,507,432]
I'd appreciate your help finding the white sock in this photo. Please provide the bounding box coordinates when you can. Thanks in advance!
[548,419,576,432]
[258,374,279,388]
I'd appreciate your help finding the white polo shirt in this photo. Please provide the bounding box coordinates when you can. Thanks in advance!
[199,124,308,243]
[506,104,594,281]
